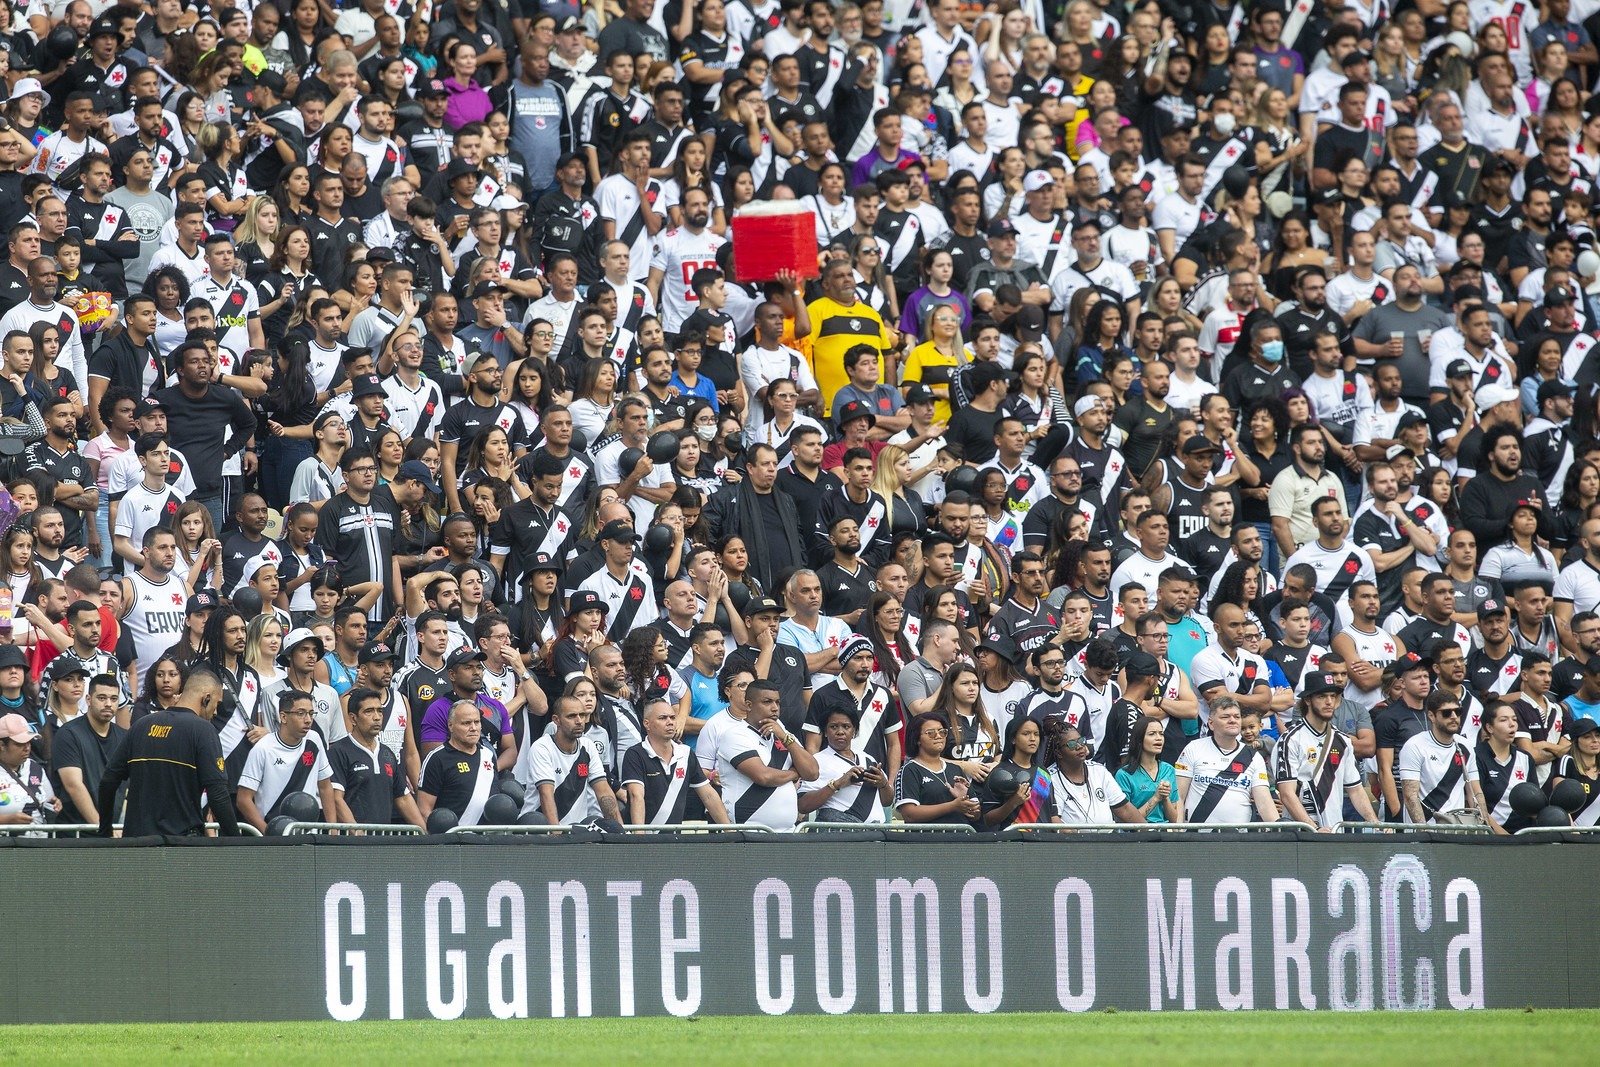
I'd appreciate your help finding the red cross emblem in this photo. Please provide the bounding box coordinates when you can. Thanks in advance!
[576,762,589,776]
[301,751,315,766]
[555,518,569,533]
[1514,768,1526,780]
[1343,560,1359,574]
[1503,663,1519,677]
[871,699,883,713]
[629,586,643,601]
[103,211,116,226]
[568,465,582,478]
[674,766,685,778]
[1383,642,1395,654]
[1188,630,1200,640]
[827,634,840,646]
[171,592,184,606]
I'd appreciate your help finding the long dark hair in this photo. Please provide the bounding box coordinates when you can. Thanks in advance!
[1120,713,1164,772]
[1212,559,1263,615]
[1573,384,1600,454]
[620,627,665,707]
[266,336,316,415]
[138,653,186,709]
[929,662,994,749]
[202,607,245,670]
[860,591,913,686]
[1562,461,1598,511]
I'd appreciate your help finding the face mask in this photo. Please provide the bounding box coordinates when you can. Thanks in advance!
[1213,112,1236,136]
[1261,339,1285,364]
[696,424,717,441]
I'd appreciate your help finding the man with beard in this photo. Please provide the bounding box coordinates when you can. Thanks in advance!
[1276,267,1344,379]
[1523,379,1575,492]
[1459,425,1556,553]
[902,532,973,628]
[1179,487,1234,590]
[1111,511,1182,603]
[816,516,872,625]
[1258,562,1342,648]
[1352,264,1452,404]
[1466,599,1524,704]
[1066,395,1131,508]
[491,451,577,604]
[801,634,901,787]
[1147,436,1218,543]
[1374,652,1435,821]
[1396,573,1474,659]
[1022,456,1105,555]
[1352,461,1439,616]
[1073,542,1116,635]
[1268,424,1347,559]
[648,188,725,337]
[1113,359,1175,481]
[1015,643,1089,739]
[23,398,95,552]
[1285,497,1377,608]
[1301,332,1372,468]
[28,507,81,581]
[1156,567,1212,678]
[985,551,1059,655]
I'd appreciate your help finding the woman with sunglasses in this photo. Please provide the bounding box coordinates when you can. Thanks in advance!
[894,713,981,825]
[1048,721,1142,825]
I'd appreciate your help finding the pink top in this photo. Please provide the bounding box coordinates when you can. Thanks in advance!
[83,432,130,492]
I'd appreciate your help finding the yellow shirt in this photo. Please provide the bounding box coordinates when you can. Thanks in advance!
[807,297,890,417]
[901,341,961,424]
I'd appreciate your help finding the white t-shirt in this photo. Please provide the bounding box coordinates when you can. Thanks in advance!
[1396,731,1479,823]
[1047,761,1128,824]
[649,225,727,333]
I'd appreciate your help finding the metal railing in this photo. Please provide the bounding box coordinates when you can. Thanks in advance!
[1514,825,1600,836]
[280,822,425,836]
[1008,820,1318,833]
[447,823,773,834]
[0,822,262,837]
[1329,821,1493,834]
[798,821,976,833]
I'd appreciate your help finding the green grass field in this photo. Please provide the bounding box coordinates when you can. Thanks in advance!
[9,1010,1592,1065]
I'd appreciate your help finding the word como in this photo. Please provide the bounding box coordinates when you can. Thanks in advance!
[321,850,1491,1021]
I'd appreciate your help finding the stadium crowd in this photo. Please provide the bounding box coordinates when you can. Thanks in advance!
[0,0,1598,839]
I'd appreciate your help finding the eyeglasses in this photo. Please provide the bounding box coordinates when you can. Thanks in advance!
[1139,632,1169,641]
[922,727,947,737]
[347,465,377,475]
[1037,658,1066,668]
[1061,738,1088,751]
[1056,470,1082,478]
[1436,707,1462,718]
[860,246,880,255]
[727,680,751,690]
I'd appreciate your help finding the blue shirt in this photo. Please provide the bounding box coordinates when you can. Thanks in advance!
[669,371,719,412]
[1564,694,1600,725]
[1116,762,1179,823]
[685,668,726,721]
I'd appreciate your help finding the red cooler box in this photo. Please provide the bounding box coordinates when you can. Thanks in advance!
[731,201,819,283]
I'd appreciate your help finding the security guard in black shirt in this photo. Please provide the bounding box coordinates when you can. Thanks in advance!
[97,666,242,837]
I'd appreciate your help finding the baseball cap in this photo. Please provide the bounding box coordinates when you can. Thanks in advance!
[1570,716,1600,739]
[1022,170,1055,193]
[1339,49,1373,66]
[446,646,487,670]
[986,217,1017,238]
[396,459,441,494]
[1181,435,1219,455]
[1538,378,1577,403]
[1073,395,1102,418]
[187,590,219,614]
[1123,650,1162,678]
[0,712,33,744]
[568,589,609,616]
[447,157,484,180]
[472,280,511,299]
[1395,410,1428,431]
[904,384,936,405]
[1474,382,1519,412]
[351,373,385,399]
[1445,358,1473,379]
[1393,650,1431,676]
[834,399,876,428]
[1545,286,1575,307]
[1302,672,1343,697]
[556,15,582,31]
[87,17,118,39]
[1477,598,1508,618]
[1015,305,1046,342]
[742,594,783,617]
[597,519,641,543]
[1384,444,1417,461]
[416,79,449,99]
[42,658,90,684]
[359,641,397,664]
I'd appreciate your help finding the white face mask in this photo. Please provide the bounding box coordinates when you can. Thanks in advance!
[696,424,717,441]
[1213,112,1236,136]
